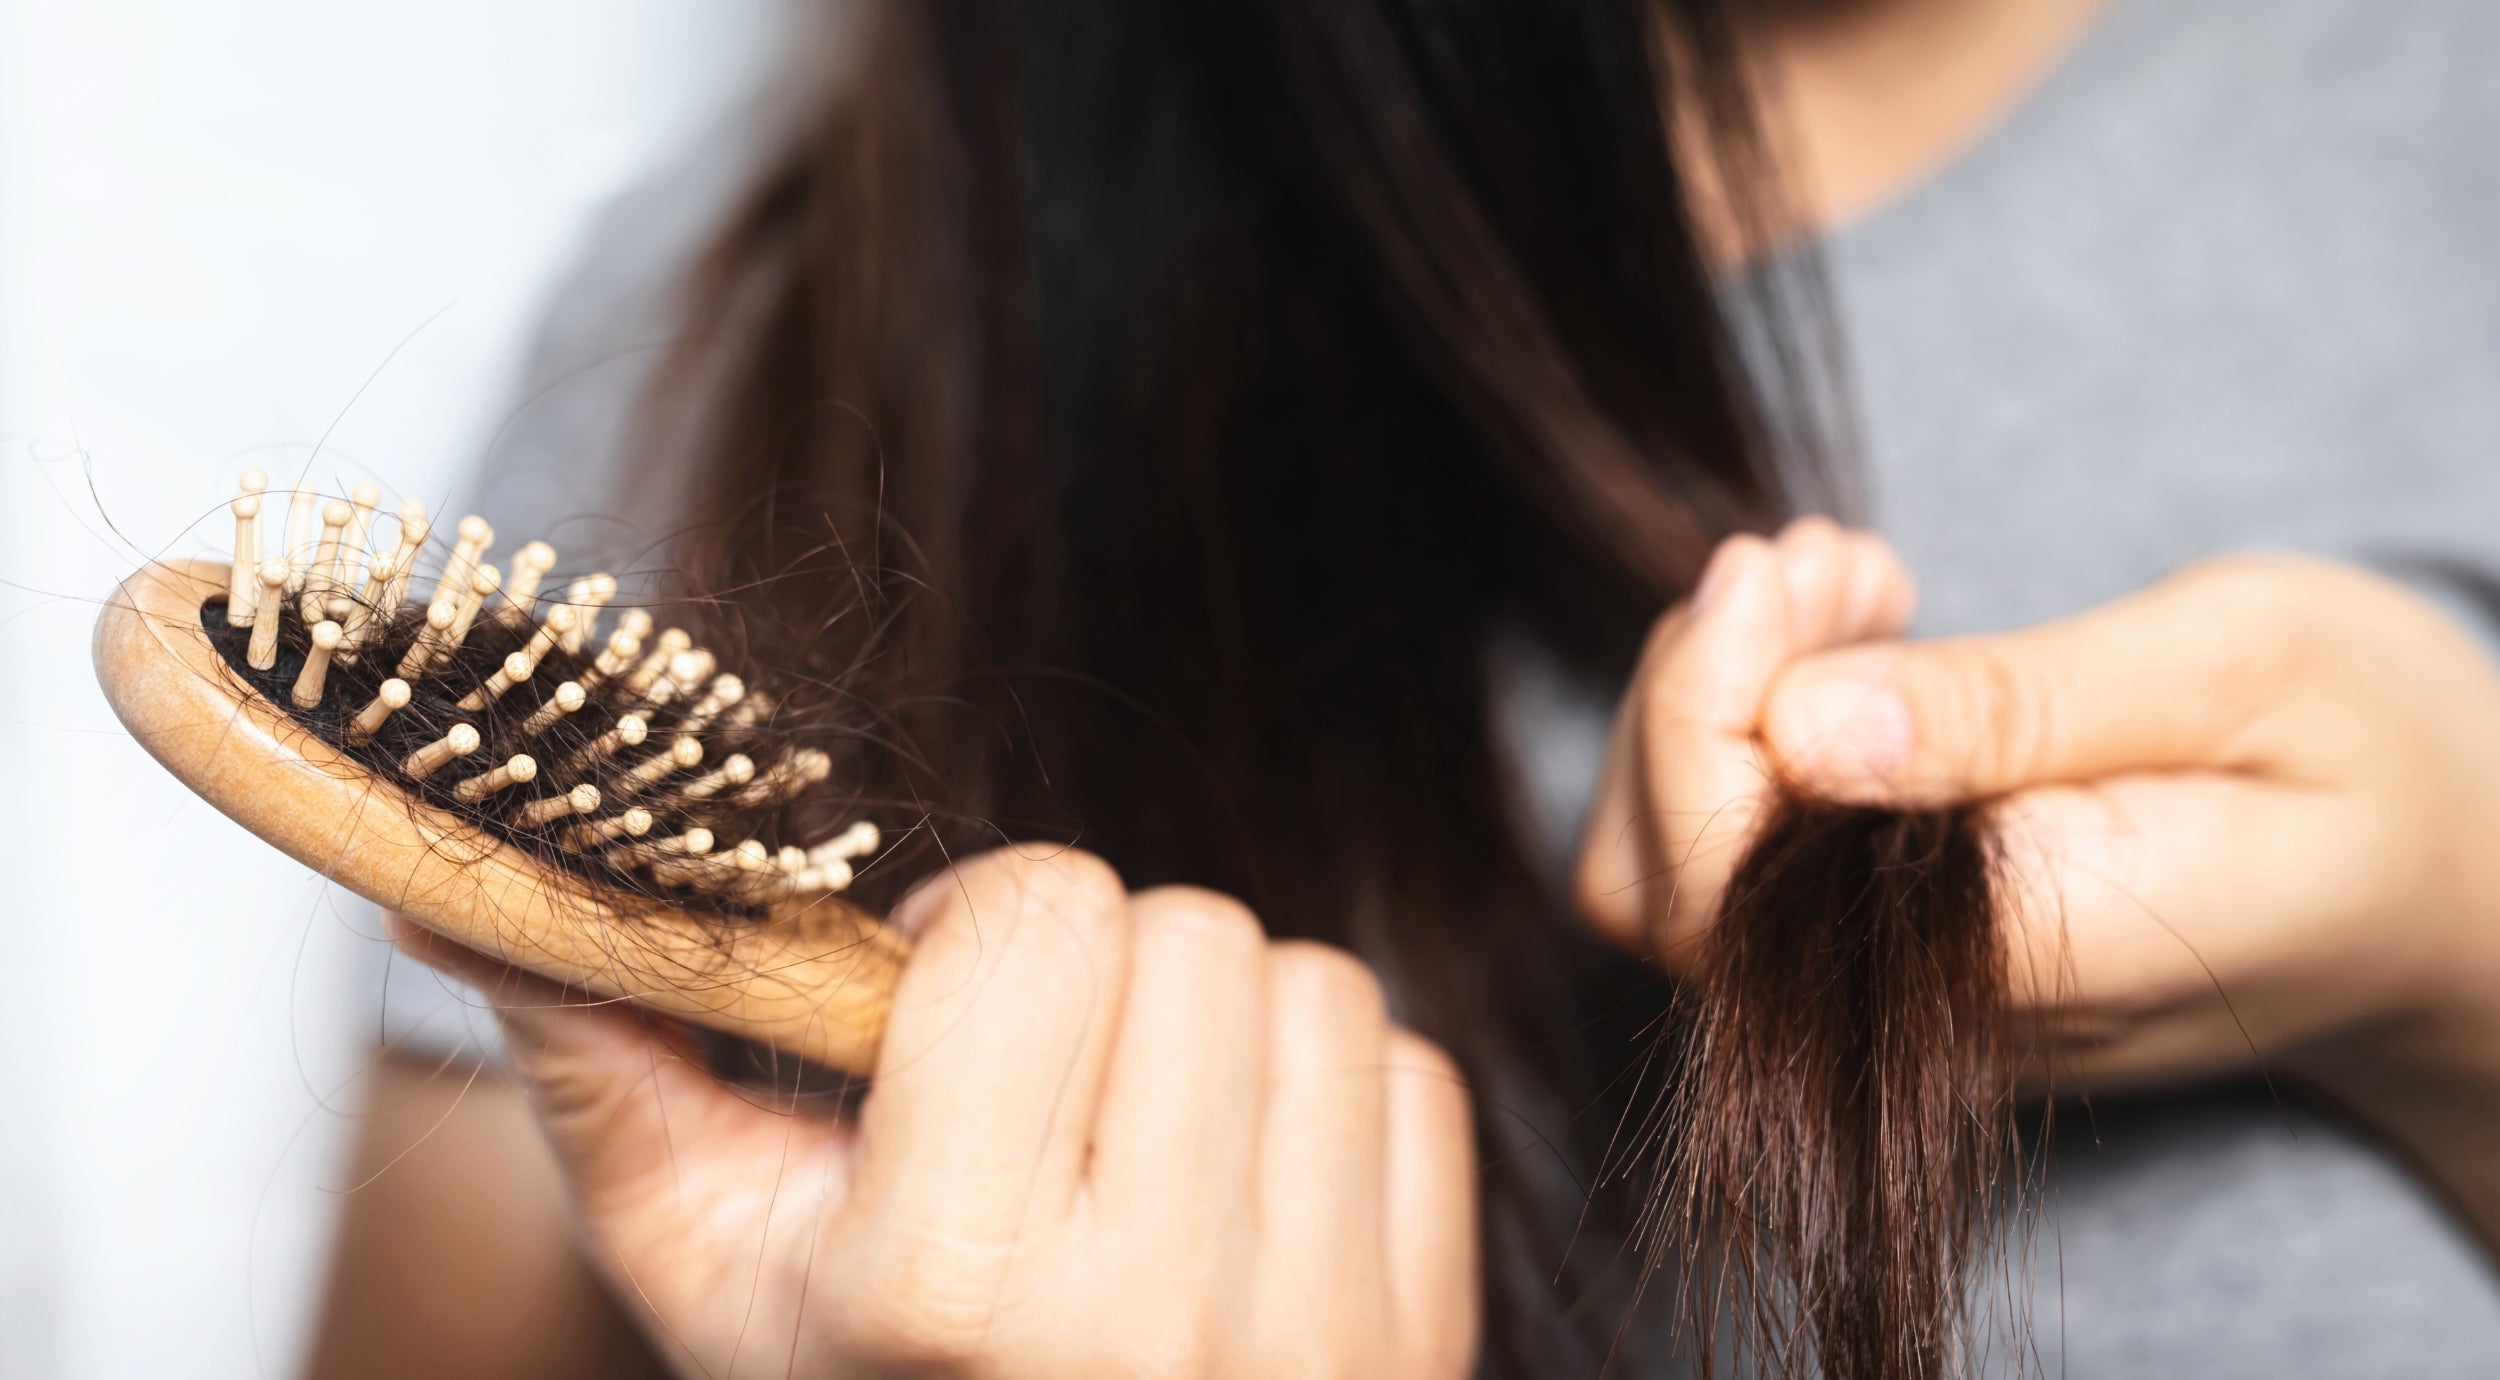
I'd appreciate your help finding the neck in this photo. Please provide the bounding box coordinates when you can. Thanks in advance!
[1677,0,2115,264]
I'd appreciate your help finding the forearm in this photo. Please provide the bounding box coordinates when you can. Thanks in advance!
[2292,1005,2500,1256]
[303,1046,669,1380]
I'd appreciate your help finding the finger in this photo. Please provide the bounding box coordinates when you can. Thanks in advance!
[1572,536,1719,949]
[1836,529,1917,642]
[1382,1031,1478,1380]
[1990,775,2382,1085]
[1774,516,1852,648]
[389,912,674,1109]
[1619,536,1793,954]
[1576,528,1911,954]
[385,914,804,1210]
[1571,609,1691,947]
[1573,536,1783,946]
[1087,887,1268,1239]
[849,846,1132,1234]
[1776,517,1917,650]
[1256,943,1391,1327]
[1762,564,2295,805]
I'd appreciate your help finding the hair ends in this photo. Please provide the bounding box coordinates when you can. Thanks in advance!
[1638,795,2024,1380]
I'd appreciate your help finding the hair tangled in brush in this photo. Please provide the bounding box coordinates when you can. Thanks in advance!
[194,491,885,917]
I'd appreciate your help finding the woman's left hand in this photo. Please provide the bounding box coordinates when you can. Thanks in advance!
[1576,521,2500,1239]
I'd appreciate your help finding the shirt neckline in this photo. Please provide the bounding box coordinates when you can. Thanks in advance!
[1816,0,2156,264]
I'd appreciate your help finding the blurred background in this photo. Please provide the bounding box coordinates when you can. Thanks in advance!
[0,3,789,1374]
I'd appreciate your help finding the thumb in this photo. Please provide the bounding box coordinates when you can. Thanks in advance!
[1759,574,2272,804]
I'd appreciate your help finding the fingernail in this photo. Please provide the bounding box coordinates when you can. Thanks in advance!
[1767,672,1912,798]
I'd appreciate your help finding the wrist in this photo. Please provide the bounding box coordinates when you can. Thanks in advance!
[2291,992,2500,1253]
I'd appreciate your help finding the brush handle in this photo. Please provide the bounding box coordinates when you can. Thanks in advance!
[92,558,905,1074]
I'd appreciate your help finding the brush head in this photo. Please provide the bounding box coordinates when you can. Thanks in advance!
[92,481,905,1074]
[201,587,844,908]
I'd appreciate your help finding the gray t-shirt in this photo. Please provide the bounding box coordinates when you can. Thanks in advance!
[1868,0,2500,1369]
[479,0,2500,1371]
[1829,0,2500,1370]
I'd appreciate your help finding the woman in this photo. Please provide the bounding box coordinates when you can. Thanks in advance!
[327,0,2500,1374]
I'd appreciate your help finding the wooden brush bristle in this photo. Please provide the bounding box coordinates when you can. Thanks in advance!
[201,476,878,913]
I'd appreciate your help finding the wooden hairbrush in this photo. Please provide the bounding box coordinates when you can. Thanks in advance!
[91,470,908,1075]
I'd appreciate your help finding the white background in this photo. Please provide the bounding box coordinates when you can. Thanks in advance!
[0,3,786,1375]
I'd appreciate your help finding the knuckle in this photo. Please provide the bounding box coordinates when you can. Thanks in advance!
[1568,817,1662,946]
[1386,1026,1456,1075]
[1268,940,1387,1025]
[832,1239,1013,1371]
[1130,885,1267,959]
[1002,843,1128,918]
[2175,550,2312,598]
[1851,530,1914,597]
[1676,534,1771,611]
[1779,513,1844,546]
[1778,518,1846,576]
[1843,526,1895,569]
[923,843,1129,947]
[2179,555,2294,617]
[2166,555,2342,704]
[1567,856,1634,937]
[1637,600,1686,656]
[1710,533,1777,591]
[2170,554,2326,651]
[1650,532,1776,650]
[1385,1028,1468,1100]
[1932,644,2065,787]
[1981,648,2061,783]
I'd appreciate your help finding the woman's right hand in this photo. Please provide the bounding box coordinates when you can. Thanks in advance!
[393,848,1477,1380]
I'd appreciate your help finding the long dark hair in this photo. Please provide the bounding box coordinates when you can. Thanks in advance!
[634,3,2001,1375]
